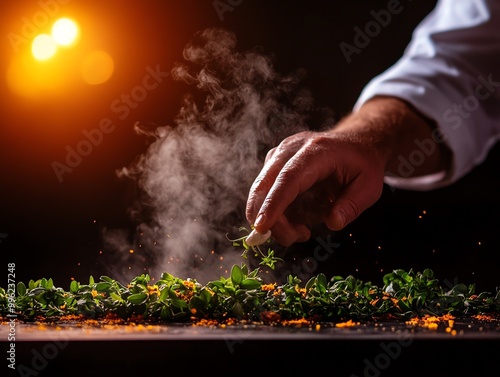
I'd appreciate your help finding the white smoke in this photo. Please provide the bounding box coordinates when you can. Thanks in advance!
[103,28,329,283]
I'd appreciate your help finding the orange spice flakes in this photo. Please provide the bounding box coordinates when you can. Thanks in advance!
[182,280,196,290]
[191,317,241,328]
[261,283,276,291]
[294,285,307,298]
[147,284,161,295]
[406,314,456,331]
[176,291,194,302]
[281,318,312,328]
[390,297,400,308]
[192,318,219,327]
[223,317,239,326]
[335,319,360,328]
[260,311,281,324]
[272,288,283,297]
[173,280,199,301]
[473,314,498,322]
[217,317,240,328]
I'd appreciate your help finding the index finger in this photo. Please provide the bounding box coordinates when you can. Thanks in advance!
[252,144,333,233]
[246,148,287,224]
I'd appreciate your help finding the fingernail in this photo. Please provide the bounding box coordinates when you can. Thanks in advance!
[254,213,266,228]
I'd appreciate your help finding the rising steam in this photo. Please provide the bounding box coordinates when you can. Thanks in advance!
[104,28,323,283]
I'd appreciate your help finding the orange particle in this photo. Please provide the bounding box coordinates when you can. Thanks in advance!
[261,283,276,291]
[427,323,438,330]
[281,318,311,327]
[335,319,360,328]
[129,249,134,254]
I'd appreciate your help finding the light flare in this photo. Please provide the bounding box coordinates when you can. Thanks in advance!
[52,18,80,47]
[32,34,57,61]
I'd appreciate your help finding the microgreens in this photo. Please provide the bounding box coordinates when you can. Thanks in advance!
[1,234,499,323]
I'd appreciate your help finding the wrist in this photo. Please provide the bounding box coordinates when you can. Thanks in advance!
[335,96,451,178]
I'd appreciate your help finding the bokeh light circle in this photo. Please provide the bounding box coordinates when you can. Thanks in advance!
[52,18,80,46]
[32,34,57,61]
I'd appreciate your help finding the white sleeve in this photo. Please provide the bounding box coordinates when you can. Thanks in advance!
[354,0,500,191]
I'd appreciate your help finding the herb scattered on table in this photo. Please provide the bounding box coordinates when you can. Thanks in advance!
[1,234,499,323]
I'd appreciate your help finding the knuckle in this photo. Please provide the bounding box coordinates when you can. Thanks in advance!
[342,197,361,219]
[265,147,277,162]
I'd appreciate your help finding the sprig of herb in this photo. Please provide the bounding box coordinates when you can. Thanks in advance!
[226,226,283,270]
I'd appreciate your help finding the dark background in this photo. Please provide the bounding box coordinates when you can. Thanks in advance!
[1,0,499,292]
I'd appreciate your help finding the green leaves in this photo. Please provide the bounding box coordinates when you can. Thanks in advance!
[0,235,498,323]
[127,293,148,305]
[240,278,261,290]
[226,227,283,270]
[17,282,26,296]
[70,280,79,294]
[231,265,244,286]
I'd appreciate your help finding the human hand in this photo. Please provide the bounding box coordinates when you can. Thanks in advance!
[246,128,386,246]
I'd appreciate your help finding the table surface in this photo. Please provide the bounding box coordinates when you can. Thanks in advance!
[2,316,499,341]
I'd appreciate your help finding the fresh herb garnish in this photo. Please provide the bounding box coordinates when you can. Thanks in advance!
[226,226,283,270]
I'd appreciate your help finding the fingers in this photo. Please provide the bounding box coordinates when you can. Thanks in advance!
[246,147,286,225]
[325,173,384,231]
[252,144,330,233]
[246,130,384,246]
[248,133,337,243]
[246,133,311,223]
[267,214,311,247]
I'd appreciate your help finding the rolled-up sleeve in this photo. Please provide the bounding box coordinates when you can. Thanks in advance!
[354,0,500,191]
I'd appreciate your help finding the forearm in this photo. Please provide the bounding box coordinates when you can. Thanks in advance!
[333,96,452,179]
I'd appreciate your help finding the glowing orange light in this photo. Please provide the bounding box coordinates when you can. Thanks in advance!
[32,34,57,61]
[129,249,134,254]
[81,50,114,85]
[52,18,80,47]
